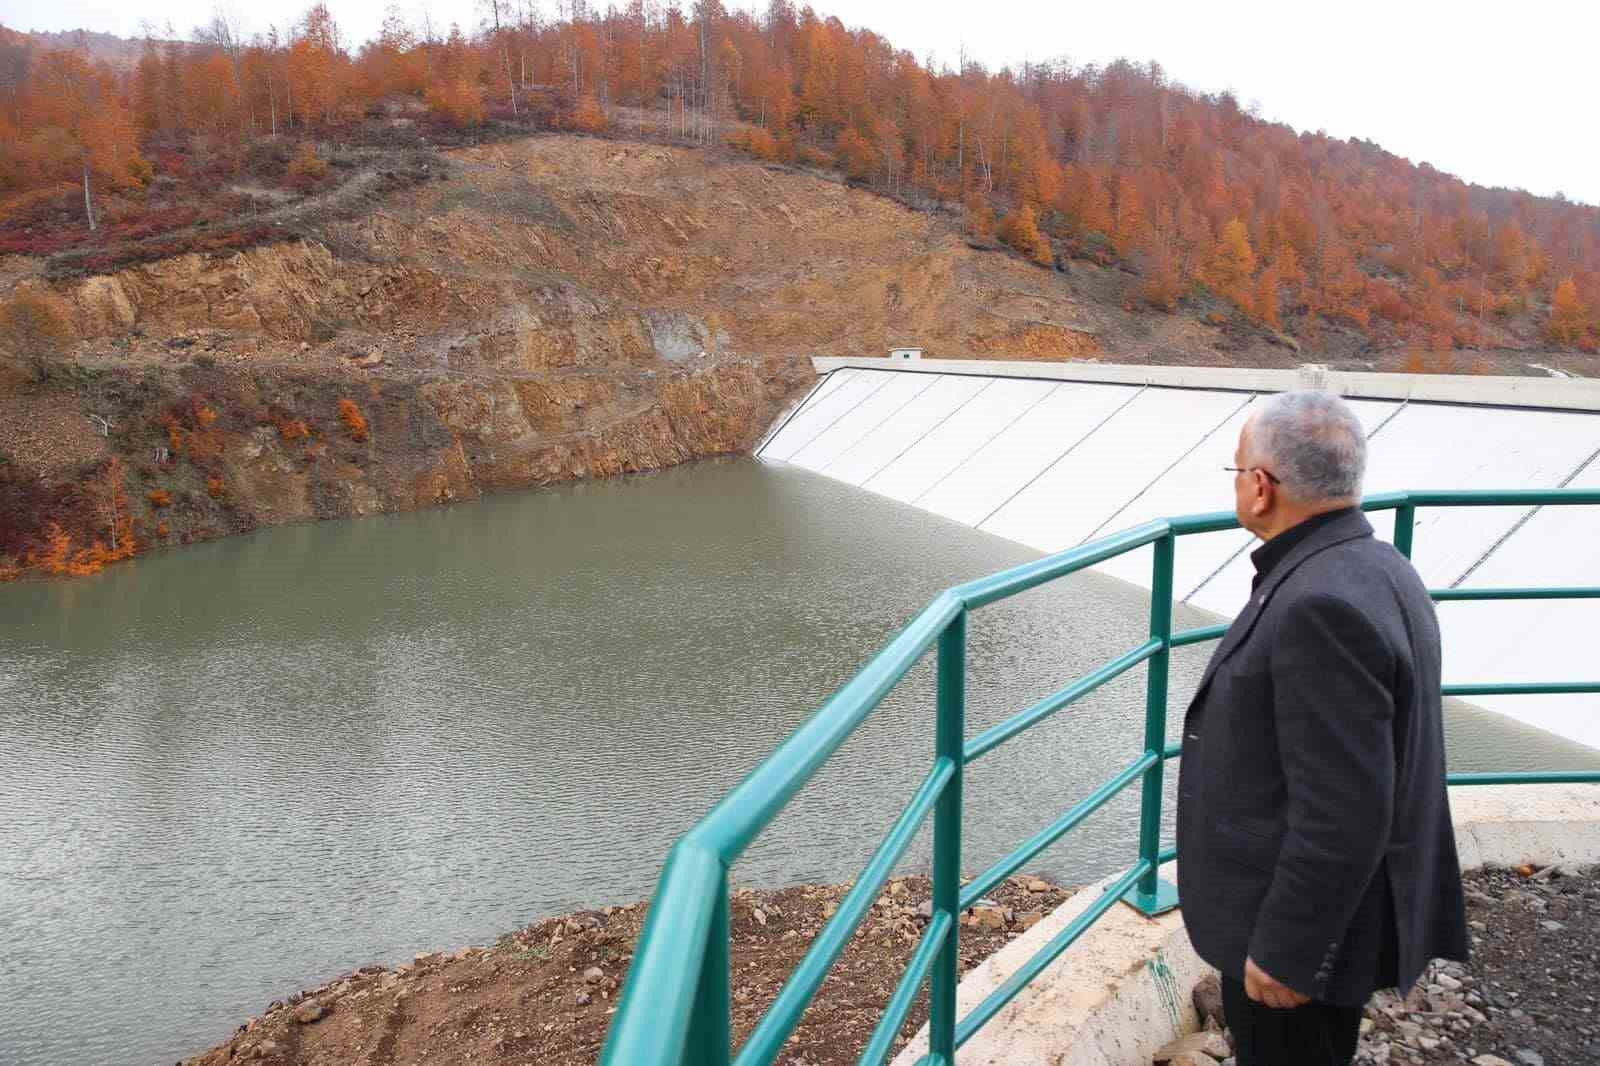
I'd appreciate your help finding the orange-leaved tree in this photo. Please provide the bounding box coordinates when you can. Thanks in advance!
[1206,218,1256,309]
[1548,277,1588,348]
[13,49,149,230]
[998,202,1053,267]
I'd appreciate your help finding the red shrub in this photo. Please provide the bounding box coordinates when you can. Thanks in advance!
[338,398,370,443]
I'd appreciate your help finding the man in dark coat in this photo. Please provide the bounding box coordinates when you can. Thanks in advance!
[1176,390,1468,1065]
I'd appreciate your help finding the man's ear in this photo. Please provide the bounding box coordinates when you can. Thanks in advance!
[1250,474,1273,518]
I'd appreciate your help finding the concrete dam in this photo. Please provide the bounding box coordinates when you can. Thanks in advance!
[758,357,1600,752]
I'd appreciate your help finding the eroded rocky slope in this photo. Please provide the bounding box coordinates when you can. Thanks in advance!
[0,133,1496,571]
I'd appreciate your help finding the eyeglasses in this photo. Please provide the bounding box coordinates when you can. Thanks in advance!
[1224,466,1282,484]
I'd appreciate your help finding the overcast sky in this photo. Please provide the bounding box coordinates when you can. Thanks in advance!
[8,0,1597,205]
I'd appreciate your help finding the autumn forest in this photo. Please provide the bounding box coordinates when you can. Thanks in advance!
[4,3,1600,352]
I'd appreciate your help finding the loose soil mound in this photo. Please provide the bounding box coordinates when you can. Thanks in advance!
[184,875,1071,1066]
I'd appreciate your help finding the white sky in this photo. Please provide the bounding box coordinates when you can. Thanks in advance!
[7,0,1598,206]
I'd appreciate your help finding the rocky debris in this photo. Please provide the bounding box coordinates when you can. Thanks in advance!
[1167,866,1599,1066]
[292,1000,324,1024]
[1192,972,1224,1029]
[968,905,1010,932]
[1168,1054,1223,1066]
[186,872,1072,1066]
[1154,1029,1232,1062]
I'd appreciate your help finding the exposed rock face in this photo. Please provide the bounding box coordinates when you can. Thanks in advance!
[7,139,874,566]
[0,351,809,566]
[8,131,1322,568]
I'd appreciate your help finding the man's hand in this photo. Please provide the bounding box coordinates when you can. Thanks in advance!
[1244,957,1311,1009]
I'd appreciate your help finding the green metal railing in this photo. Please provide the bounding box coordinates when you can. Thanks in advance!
[601,489,1600,1066]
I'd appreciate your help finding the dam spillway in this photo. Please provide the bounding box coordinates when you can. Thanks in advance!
[758,358,1600,751]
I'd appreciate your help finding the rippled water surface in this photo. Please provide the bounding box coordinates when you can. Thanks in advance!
[3,457,1596,1065]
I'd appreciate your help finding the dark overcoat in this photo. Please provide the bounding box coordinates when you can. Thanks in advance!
[1176,508,1469,1006]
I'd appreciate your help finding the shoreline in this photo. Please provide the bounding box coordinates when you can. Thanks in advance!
[181,874,1073,1066]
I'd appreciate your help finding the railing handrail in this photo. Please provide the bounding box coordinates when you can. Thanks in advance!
[601,489,1600,1066]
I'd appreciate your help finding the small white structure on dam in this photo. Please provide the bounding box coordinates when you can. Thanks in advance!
[759,358,1600,751]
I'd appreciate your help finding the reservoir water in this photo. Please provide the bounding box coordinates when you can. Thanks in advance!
[3,457,1595,1066]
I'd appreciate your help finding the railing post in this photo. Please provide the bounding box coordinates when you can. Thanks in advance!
[1127,533,1180,915]
[1393,503,1416,559]
[930,611,966,1061]
[684,876,731,1066]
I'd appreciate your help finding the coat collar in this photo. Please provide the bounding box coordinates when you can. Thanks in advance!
[1191,508,1375,698]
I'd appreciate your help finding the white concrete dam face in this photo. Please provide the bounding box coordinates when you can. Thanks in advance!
[759,365,1600,751]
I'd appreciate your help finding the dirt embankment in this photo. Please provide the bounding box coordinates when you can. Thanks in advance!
[5,134,1591,572]
[183,874,1071,1066]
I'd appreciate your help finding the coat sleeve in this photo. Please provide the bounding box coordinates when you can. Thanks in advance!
[1249,590,1397,997]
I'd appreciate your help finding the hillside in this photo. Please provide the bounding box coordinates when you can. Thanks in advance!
[3,4,1598,356]
[4,132,1596,583]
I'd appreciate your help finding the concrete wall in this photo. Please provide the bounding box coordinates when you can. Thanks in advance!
[759,360,1600,751]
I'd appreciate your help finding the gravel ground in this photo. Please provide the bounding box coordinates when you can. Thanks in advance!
[1174,865,1600,1066]
[1356,864,1600,1066]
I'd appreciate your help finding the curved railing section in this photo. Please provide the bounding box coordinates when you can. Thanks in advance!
[600,489,1600,1066]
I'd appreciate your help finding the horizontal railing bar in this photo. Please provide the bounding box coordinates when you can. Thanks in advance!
[1404,489,1600,507]
[1167,508,1242,535]
[1162,740,1183,759]
[953,520,1171,610]
[964,640,1163,763]
[693,592,962,864]
[858,910,955,1066]
[597,841,727,1065]
[1443,681,1600,696]
[1359,491,1412,511]
[1157,845,1177,865]
[733,758,955,1066]
[955,860,1152,1048]
[1171,622,1230,647]
[959,752,1157,910]
[1448,770,1600,785]
[1432,587,1600,601]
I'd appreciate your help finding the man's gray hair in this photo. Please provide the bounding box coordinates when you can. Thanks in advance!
[1250,390,1367,501]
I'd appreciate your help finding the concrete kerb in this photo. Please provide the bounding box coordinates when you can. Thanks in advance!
[890,783,1600,1066]
[810,358,1600,413]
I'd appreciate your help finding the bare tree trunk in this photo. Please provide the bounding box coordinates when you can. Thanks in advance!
[503,44,518,115]
[82,160,96,232]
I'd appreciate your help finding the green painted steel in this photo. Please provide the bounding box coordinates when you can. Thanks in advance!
[688,880,732,1065]
[1443,681,1600,696]
[1431,587,1600,601]
[734,758,955,1066]
[959,752,1156,910]
[1171,622,1230,647]
[1132,534,1178,915]
[963,638,1162,763]
[860,910,954,1066]
[1393,504,1416,559]
[954,860,1154,1047]
[599,490,1600,1066]
[929,616,965,1065]
[1449,770,1600,785]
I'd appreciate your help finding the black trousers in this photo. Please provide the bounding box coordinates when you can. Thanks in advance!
[1221,976,1364,1066]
